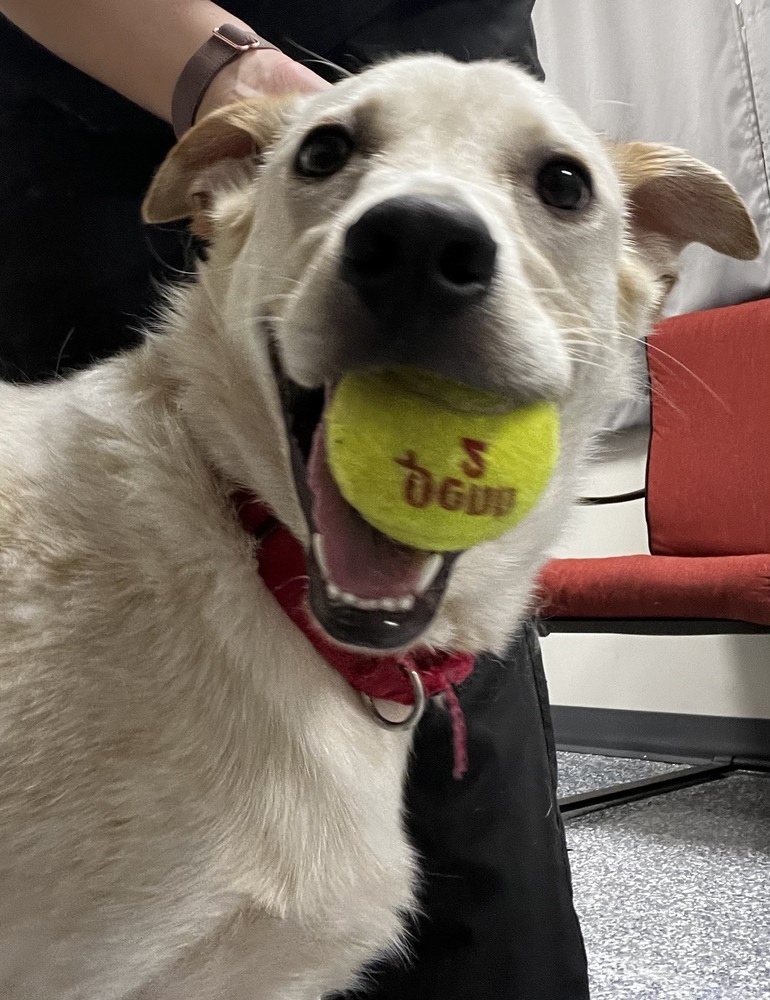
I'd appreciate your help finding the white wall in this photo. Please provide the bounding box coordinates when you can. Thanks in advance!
[542,429,770,720]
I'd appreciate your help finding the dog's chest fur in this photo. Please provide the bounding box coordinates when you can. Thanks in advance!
[0,359,414,999]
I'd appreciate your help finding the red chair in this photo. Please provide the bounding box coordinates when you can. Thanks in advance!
[538,297,770,815]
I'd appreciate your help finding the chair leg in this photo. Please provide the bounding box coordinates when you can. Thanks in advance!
[558,762,734,819]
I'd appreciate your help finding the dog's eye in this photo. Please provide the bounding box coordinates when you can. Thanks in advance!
[295,126,355,178]
[536,159,593,212]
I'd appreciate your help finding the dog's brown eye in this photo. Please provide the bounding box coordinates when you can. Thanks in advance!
[295,126,355,179]
[536,159,592,211]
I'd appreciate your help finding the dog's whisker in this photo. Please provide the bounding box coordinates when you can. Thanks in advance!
[284,39,354,79]
[53,327,77,379]
[272,574,310,593]
[593,98,634,108]
[566,355,613,371]
[615,331,729,412]
[567,326,722,419]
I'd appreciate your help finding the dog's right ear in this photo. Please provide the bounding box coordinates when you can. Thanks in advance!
[611,141,760,283]
[142,98,292,239]
[610,141,760,332]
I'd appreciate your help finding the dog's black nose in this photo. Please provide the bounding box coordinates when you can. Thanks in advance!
[341,195,497,320]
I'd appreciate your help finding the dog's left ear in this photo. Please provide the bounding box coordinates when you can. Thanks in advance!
[142,98,292,239]
[612,142,760,292]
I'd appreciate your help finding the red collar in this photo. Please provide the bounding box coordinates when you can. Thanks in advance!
[234,492,474,707]
[235,492,473,779]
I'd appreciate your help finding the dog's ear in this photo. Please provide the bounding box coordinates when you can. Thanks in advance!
[142,98,292,239]
[611,142,760,293]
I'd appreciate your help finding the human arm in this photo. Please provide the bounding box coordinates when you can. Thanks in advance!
[0,0,328,124]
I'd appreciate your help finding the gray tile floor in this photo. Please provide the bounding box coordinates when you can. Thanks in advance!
[557,754,770,1000]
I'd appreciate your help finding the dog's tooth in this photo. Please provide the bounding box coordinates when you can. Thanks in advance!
[312,534,330,580]
[334,592,412,612]
[415,554,443,596]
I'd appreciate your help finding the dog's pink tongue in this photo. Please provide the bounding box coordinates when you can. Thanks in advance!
[307,422,428,600]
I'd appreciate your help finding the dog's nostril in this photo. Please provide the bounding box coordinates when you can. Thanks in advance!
[438,239,495,287]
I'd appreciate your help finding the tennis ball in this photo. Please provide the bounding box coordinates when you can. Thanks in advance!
[325,368,559,552]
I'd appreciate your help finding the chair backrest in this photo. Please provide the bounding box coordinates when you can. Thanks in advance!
[646,297,770,557]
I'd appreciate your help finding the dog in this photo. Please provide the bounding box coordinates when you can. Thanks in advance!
[0,55,758,999]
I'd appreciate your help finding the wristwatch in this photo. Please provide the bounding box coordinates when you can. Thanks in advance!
[172,23,279,139]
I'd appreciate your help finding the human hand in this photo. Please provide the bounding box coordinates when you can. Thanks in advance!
[196,47,330,122]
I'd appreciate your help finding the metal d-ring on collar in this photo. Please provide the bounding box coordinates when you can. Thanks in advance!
[361,664,427,732]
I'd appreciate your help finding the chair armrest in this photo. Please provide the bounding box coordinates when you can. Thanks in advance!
[577,488,646,506]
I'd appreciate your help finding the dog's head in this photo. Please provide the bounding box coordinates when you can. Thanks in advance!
[143,56,758,655]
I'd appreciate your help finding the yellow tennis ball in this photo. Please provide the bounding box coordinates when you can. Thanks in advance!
[325,368,560,552]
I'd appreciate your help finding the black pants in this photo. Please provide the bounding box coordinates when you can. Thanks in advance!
[345,625,589,1000]
[0,21,589,1000]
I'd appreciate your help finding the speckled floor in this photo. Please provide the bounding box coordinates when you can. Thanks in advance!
[557,751,687,798]
[557,754,770,1000]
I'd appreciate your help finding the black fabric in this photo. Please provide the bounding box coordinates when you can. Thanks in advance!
[336,623,588,1000]
[327,0,543,81]
[0,101,190,381]
[0,0,540,381]
[0,3,588,997]
[0,2,540,136]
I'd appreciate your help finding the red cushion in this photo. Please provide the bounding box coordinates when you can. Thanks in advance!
[647,298,770,557]
[538,554,770,625]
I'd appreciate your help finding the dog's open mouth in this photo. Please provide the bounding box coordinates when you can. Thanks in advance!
[270,343,456,651]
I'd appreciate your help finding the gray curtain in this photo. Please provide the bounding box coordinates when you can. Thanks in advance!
[534,0,770,429]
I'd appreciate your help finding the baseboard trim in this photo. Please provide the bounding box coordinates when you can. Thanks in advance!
[552,705,770,765]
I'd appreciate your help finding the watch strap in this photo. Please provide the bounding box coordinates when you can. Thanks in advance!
[172,23,278,139]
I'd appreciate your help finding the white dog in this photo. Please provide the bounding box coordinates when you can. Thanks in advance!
[0,56,758,999]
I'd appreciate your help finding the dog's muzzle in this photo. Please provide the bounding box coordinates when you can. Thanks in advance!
[270,199,501,653]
